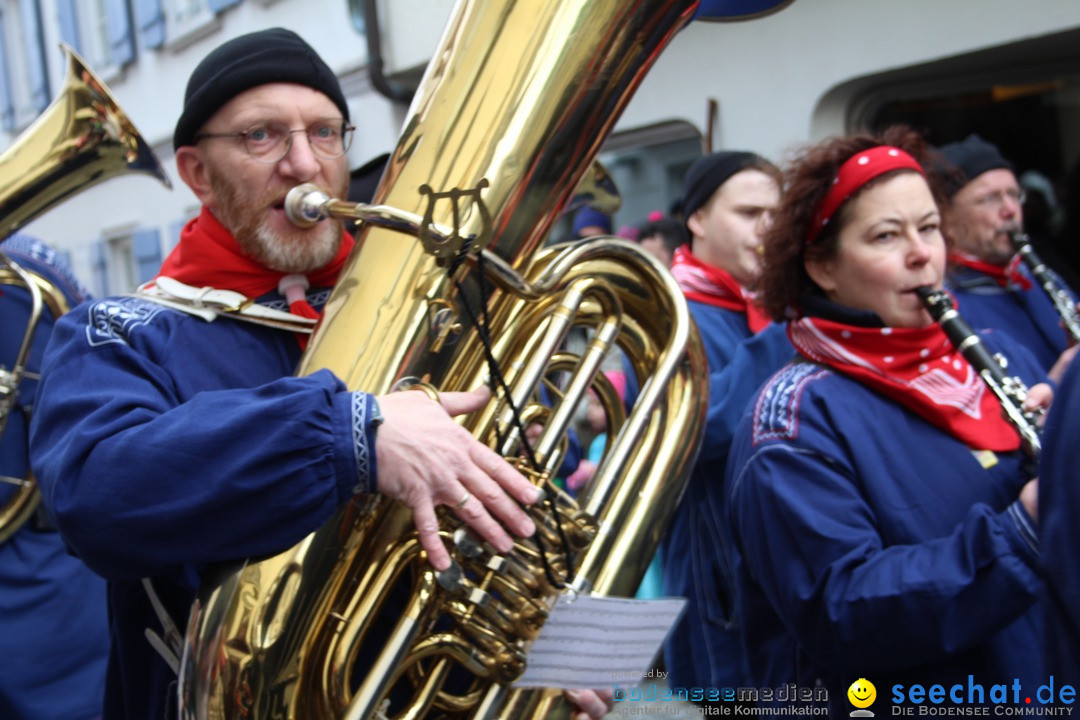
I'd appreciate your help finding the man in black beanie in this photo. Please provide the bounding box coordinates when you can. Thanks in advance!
[29,27,612,720]
[938,134,1078,382]
[657,151,793,701]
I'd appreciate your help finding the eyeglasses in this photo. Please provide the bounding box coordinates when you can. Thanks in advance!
[971,189,1026,210]
[194,120,355,163]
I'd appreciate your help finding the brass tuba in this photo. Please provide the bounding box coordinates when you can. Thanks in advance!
[0,45,171,541]
[179,1,707,718]
[0,251,71,543]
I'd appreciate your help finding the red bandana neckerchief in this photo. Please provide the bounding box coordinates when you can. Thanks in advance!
[948,251,1032,290]
[787,315,1021,452]
[670,245,771,332]
[155,207,354,347]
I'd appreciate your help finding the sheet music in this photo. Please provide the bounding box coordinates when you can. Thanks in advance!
[512,593,687,690]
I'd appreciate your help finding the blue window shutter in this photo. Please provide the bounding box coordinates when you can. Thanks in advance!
[167,217,188,253]
[0,13,15,131]
[91,241,108,296]
[133,0,164,50]
[133,228,162,284]
[104,0,135,67]
[17,0,49,111]
[56,0,81,51]
[207,0,242,13]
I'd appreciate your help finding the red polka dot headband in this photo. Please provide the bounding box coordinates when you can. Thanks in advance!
[806,145,925,244]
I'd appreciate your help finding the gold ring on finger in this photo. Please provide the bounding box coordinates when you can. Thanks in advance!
[408,381,441,404]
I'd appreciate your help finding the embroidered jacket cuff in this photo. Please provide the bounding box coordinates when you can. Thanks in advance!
[348,391,379,495]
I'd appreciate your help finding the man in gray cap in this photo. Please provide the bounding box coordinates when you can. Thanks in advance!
[659,151,793,700]
[939,134,1077,382]
[30,28,609,720]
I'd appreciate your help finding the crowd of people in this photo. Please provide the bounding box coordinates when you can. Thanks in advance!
[557,119,1078,715]
[2,24,1079,720]
[625,131,1074,714]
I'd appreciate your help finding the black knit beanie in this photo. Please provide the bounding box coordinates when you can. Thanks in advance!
[173,28,350,151]
[681,151,767,224]
[936,134,1014,197]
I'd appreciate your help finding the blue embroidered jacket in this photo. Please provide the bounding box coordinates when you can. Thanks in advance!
[1039,355,1080,682]
[1,235,109,720]
[946,263,1075,373]
[725,323,1044,715]
[660,299,793,693]
[29,287,379,720]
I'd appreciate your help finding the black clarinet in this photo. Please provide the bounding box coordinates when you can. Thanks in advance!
[916,286,1042,459]
[1010,231,1080,344]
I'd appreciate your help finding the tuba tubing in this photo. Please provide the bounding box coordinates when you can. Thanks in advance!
[179,1,707,719]
[0,251,70,543]
[0,44,170,541]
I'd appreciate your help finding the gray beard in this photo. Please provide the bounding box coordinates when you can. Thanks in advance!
[240,219,342,273]
[207,167,345,273]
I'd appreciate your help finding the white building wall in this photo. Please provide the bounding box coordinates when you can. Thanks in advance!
[6,0,1080,287]
[617,0,1080,161]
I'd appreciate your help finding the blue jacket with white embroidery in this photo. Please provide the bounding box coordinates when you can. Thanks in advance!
[29,289,379,720]
[1,235,110,720]
[660,299,793,693]
[1039,353,1080,684]
[946,263,1075,373]
[725,316,1044,714]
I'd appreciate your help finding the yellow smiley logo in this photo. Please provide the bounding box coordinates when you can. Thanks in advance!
[848,678,876,709]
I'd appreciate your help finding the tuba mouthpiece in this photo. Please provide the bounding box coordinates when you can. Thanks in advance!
[285,183,331,228]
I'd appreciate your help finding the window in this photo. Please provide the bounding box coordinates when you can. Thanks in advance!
[0,0,50,130]
[56,0,136,74]
[164,0,204,26]
[106,235,136,294]
[96,227,162,294]
[82,0,116,70]
[161,0,213,46]
[550,121,702,243]
[161,0,238,47]
[597,121,703,231]
[133,228,162,284]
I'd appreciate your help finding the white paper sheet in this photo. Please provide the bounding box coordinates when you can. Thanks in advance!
[512,593,687,690]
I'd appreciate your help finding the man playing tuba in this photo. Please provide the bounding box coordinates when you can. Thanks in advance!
[29,28,610,720]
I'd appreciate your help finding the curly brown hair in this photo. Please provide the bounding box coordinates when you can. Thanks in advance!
[757,125,949,321]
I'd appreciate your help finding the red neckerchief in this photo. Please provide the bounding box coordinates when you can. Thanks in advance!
[155,207,354,347]
[670,245,771,332]
[787,315,1021,452]
[948,252,1032,290]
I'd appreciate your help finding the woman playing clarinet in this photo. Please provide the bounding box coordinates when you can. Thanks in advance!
[724,126,1052,715]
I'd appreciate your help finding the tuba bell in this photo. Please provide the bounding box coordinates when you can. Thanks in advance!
[0,44,171,541]
[179,1,707,718]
